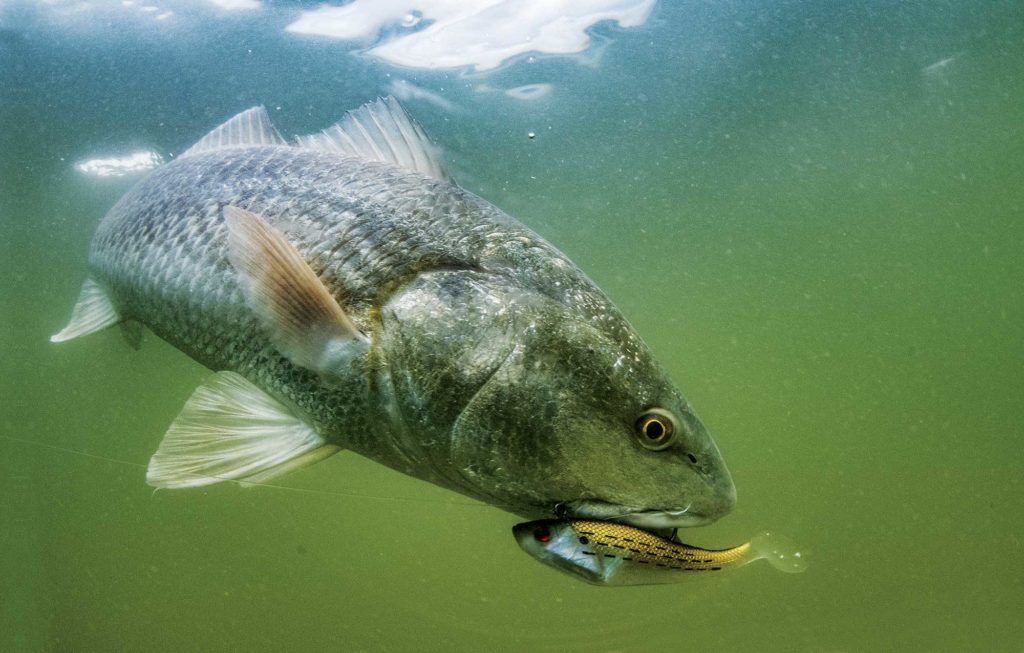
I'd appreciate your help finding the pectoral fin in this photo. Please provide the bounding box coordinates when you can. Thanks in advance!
[147,371,341,488]
[223,205,368,375]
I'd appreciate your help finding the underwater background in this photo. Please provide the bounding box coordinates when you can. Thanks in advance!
[2,1,1022,650]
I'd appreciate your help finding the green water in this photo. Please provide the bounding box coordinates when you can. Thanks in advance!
[3,2,1023,650]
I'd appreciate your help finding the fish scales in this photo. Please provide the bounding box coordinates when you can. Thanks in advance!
[92,147,617,474]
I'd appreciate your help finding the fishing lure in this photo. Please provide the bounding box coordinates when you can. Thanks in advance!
[514,519,806,585]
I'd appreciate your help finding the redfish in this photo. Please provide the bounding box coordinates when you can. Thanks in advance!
[52,97,735,529]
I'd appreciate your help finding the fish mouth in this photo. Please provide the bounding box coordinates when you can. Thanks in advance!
[561,500,713,529]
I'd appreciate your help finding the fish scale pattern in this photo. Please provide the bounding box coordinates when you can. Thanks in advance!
[86,145,644,454]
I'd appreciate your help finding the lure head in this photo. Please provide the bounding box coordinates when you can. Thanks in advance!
[512,519,619,585]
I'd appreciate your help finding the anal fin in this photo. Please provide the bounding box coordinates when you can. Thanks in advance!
[51,277,121,343]
[146,371,341,488]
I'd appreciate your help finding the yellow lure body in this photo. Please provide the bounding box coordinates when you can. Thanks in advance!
[568,519,752,571]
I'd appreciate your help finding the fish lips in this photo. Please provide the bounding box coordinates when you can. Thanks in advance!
[563,500,714,529]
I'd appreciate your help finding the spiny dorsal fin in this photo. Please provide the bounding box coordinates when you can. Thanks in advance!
[51,277,121,343]
[223,205,368,376]
[180,106,287,158]
[147,371,341,488]
[295,96,450,182]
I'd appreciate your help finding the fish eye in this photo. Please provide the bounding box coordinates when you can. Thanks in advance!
[533,526,552,543]
[635,408,676,450]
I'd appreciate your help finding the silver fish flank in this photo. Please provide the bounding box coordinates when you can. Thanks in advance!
[52,98,736,529]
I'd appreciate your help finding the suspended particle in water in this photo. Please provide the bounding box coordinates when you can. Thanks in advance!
[527,132,536,140]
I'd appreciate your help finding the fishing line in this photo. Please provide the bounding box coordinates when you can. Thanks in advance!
[0,434,488,507]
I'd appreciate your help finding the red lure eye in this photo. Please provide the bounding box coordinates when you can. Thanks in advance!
[534,527,552,543]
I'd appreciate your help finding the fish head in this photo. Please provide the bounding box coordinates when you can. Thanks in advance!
[447,295,736,529]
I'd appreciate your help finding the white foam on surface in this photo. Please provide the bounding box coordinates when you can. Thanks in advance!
[286,0,656,71]
[75,150,164,177]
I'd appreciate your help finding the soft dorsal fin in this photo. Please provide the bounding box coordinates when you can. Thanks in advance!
[180,106,287,158]
[224,205,368,376]
[295,96,450,182]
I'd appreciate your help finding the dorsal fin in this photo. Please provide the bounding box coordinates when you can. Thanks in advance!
[295,97,450,182]
[180,106,287,158]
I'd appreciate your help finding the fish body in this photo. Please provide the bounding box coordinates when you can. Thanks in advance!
[52,98,735,528]
[513,519,807,585]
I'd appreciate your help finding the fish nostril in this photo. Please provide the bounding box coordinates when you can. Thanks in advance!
[686,453,698,464]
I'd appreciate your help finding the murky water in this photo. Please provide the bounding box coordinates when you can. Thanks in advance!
[3,1,1023,650]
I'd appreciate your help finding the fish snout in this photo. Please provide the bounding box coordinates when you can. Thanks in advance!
[680,465,737,525]
[686,438,738,522]
[704,470,737,518]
